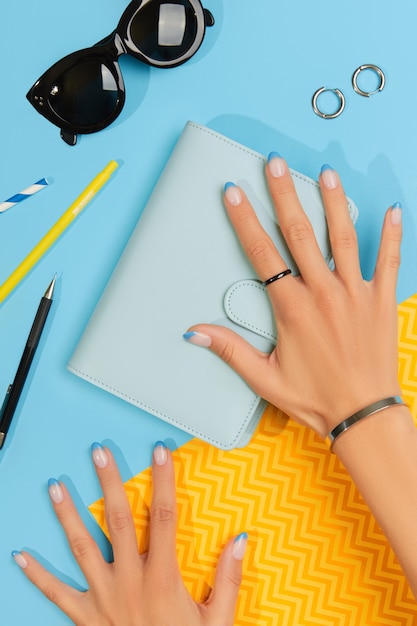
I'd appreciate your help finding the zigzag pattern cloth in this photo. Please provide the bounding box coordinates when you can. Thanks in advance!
[90,293,417,624]
[398,294,417,418]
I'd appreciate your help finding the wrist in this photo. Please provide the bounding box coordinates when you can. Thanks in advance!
[318,384,404,437]
[329,399,412,455]
[328,401,417,596]
[327,396,407,451]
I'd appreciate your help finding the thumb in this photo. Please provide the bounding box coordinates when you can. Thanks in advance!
[204,533,248,624]
[183,324,274,393]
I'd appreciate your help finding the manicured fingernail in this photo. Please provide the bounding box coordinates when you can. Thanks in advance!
[391,202,402,225]
[320,164,338,190]
[183,331,212,348]
[91,442,109,468]
[232,532,248,560]
[268,152,286,178]
[153,441,168,466]
[48,478,64,504]
[224,182,242,206]
[12,551,28,569]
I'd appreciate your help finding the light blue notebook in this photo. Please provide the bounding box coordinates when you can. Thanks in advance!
[67,122,358,449]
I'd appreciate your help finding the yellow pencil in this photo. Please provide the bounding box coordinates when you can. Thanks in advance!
[0,160,119,303]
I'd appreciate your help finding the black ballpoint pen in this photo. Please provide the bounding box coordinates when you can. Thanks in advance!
[0,276,56,449]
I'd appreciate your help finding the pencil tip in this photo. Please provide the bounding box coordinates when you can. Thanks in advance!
[44,275,56,299]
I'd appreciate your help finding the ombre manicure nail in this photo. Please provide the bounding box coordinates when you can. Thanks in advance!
[183,331,212,348]
[232,532,248,560]
[12,551,28,569]
[391,202,402,225]
[153,441,168,466]
[320,164,338,190]
[268,152,286,178]
[91,442,109,469]
[48,478,64,504]
[224,182,242,206]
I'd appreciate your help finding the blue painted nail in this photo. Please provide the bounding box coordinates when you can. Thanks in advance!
[91,442,109,468]
[183,331,212,347]
[320,163,334,173]
[320,164,338,190]
[391,202,402,225]
[232,532,249,560]
[268,151,282,161]
[153,441,168,465]
[48,478,64,504]
[12,550,28,569]
[224,182,243,206]
[268,152,286,178]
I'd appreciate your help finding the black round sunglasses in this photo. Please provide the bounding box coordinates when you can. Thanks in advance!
[26,0,214,145]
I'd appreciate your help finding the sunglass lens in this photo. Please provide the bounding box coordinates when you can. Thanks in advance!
[48,60,121,127]
[28,54,124,132]
[126,1,201,63]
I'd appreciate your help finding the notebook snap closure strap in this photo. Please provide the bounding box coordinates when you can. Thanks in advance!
[224,280,277,343]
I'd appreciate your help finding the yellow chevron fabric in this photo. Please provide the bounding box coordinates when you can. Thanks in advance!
[90,294,417,624]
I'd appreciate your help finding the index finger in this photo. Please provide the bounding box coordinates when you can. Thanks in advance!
[147,442,179,573]
[91,443,140,569]
[223,182,292,291]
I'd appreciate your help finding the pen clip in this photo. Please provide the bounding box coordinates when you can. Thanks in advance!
[0,384,12,422]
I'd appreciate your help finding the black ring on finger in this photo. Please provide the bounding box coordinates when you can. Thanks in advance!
[263,268,292,286]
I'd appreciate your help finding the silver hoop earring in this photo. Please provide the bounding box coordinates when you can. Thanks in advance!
[352,64,385,97]
[312,87,345,119]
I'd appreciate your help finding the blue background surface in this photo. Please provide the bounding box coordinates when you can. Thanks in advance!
[1,0,416,622]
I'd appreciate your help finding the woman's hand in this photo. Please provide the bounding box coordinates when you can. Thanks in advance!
[185,157,403,438]
[12,442,246,626]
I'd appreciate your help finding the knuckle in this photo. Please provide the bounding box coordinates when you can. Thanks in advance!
[387,228,402,242]
[333,228,357,250]
[285,221,313,243]
[151,503,176,525]
[232,206,252,226]
[42,583,60,605]
[315,289,336,311]
[385,252,401,270]
[246,236,274,262]
[217,339,236,365]
[225,569,243,588]
[69,535,93,561]
[106,508,132,533]
[279,286,305,323]
[281,301,303,324]
[152,566,175,590]
[97,470,115,489]
[273,179,295,197]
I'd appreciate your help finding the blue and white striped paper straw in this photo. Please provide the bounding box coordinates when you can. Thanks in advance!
[0,178,49,213]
